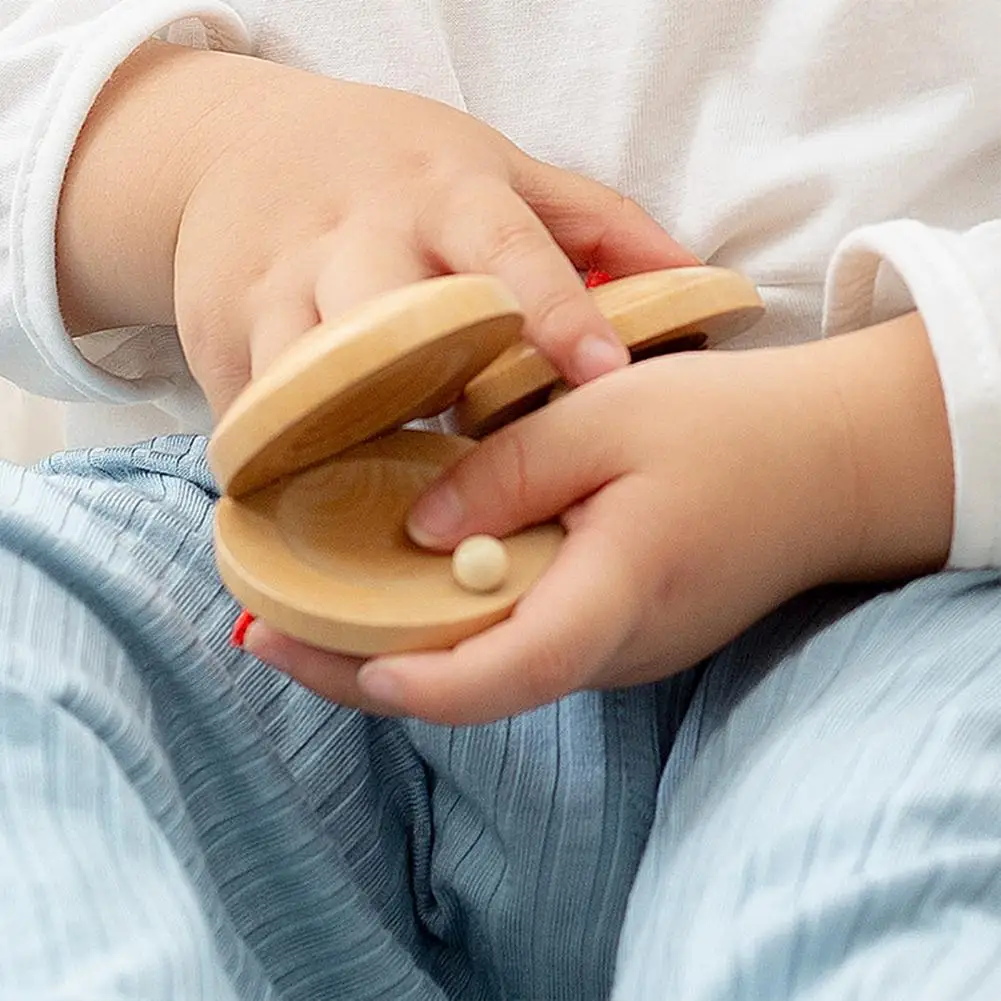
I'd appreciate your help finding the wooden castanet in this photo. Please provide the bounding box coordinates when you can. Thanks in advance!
[208,267,764,656]
[209,274,524,498]
[214,431,562,655]
[209,274,565,656]
[455,266,764,437]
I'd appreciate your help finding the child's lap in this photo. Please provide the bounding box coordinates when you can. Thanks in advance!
[0,437,677,999]
[616,571,1001,998]
[2,437,1000,999]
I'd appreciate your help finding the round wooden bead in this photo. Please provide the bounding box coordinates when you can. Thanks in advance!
[452,535,511,593]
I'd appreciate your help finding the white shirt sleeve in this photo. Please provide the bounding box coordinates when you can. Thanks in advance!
[824,220,1001,570]
[0,1,249,403]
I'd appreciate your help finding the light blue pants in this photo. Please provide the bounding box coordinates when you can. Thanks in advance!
[1,437,1000,999]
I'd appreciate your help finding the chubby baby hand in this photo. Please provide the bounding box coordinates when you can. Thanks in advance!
[59,40,696,416]
[248,341,867,722]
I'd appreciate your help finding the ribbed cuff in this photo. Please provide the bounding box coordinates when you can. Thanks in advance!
[824,219,1001,568]
[10,1,249,404]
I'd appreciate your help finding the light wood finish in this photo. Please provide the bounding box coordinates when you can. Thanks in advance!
[214,431,563,655]
[209,274,524,497]
[455,266,764,437]
[209,266,764,656]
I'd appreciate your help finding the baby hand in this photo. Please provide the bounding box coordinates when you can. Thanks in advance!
[364,347,856,721]
[247,340,860,721]
[57,40,696,417]
[248,315,953,724]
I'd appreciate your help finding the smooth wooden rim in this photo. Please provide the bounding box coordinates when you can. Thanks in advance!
[455,266,764,437]
[213,431,564,655]
[208,274,524,497]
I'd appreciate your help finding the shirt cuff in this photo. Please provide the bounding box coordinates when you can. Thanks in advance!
[824,219,1001,569]
[9,0,249,404]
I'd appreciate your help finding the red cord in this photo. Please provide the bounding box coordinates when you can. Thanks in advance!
[584,267,613,288]
[229,609,256,648]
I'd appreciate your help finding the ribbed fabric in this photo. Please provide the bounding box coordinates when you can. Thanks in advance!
[0,436,686,1000]
[4,438,1001,998]
[615,573,1001,999]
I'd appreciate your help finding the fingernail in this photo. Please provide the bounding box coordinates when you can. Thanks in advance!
[571,330,629,384]
[357,666,404,710]
[229,609,256,648]
[406,483,465,547]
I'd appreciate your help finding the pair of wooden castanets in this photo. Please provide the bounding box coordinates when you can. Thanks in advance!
[208,266,764,657]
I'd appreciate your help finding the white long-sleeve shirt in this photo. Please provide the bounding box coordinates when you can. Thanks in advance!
[2,1,1000,567]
